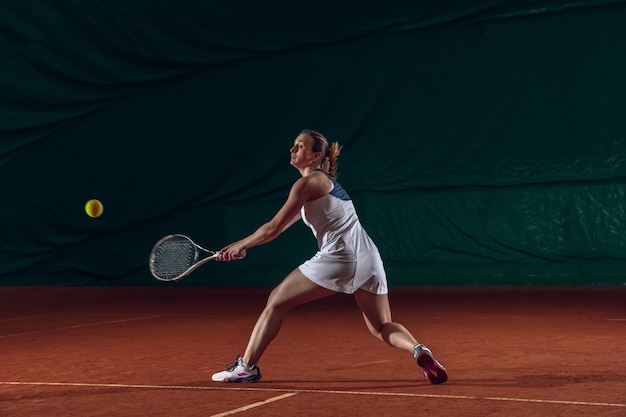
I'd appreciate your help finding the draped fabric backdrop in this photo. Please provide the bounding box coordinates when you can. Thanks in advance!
[2,1,626,285]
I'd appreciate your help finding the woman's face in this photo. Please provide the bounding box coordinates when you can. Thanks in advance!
[290,133,320,169]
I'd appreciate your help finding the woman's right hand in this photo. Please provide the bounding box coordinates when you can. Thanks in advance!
[218,242,247,261]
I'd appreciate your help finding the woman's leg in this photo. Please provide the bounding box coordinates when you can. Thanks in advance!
[242,268,335,365]
[354,289,448,384]
[353,289,417,353]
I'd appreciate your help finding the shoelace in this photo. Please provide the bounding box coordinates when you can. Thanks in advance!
[224,359,242,372]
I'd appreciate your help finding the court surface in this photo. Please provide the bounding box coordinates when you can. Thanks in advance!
[1,286,625,416]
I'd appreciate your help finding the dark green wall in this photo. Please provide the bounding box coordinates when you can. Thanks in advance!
[2,1,626,285]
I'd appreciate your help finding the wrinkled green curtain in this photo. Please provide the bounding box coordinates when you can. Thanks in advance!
[1,1,626,285]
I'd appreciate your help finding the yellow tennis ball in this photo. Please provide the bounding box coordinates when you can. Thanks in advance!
[85,199,104,218]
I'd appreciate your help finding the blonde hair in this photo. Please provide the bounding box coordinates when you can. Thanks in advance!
[301,129,342,179]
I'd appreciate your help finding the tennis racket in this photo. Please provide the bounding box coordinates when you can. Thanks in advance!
[149,234,226,282]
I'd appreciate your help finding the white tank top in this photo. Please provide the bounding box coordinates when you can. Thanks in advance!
[300,171,379,258]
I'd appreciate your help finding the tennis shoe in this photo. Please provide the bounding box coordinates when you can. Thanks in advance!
[414,344,448,384]
[211,356,262,383]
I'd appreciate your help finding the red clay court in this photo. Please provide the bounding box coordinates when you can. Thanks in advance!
[1,286,624,416]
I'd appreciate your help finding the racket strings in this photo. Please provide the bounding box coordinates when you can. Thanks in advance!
[151,237,198,280]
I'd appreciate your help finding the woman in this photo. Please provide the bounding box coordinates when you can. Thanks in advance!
[212,129,448,384]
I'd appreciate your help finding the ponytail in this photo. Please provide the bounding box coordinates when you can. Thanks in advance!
[325,142,342,179]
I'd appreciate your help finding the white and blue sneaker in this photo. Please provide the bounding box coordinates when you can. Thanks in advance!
[212,356,262,383]
[414,344,448,384]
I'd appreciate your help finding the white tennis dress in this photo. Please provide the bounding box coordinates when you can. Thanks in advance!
[298,170,388,295]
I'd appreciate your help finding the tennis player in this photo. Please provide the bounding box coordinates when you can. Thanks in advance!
[212,129,448,384]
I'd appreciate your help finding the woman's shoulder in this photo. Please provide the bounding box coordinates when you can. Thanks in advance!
[293,170,331,200]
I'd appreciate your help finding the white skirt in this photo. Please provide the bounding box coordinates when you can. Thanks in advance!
[298,251,388,295]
